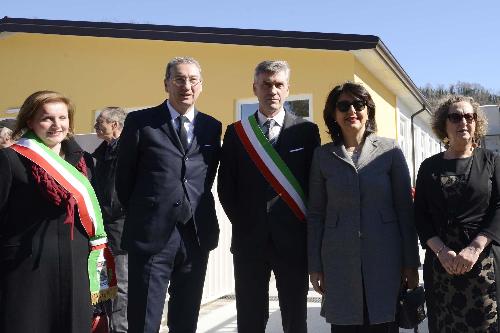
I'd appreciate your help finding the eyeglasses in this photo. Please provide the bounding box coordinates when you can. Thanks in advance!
[447,113,477,124]
[171,77,202,87]
[336,100,366,113]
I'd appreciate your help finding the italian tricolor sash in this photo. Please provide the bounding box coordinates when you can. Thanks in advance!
[235,115,307,221]
[11,132,117,304]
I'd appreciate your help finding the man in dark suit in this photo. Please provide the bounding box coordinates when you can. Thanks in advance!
[116,57,222,333]
[218,60,320,333]
[93,106,128,333]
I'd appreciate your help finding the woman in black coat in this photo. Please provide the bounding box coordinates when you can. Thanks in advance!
[415,95,500,332]
[0,91,94,333]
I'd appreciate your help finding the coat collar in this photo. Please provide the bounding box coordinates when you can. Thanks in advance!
[329,133,379,171]
[356,133,379,170]
[158,100,199,154]
[61,137,84,166]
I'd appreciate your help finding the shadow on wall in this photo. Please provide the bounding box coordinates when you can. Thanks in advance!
[74,133,100,153]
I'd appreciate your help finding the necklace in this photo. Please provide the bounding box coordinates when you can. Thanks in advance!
[444,145,473,159]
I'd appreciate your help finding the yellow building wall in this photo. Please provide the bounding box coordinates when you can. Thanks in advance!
[353,60,397,139]
[1,32,397,144]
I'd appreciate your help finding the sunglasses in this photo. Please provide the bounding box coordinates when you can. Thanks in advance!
[447,113,477,124]
[336,100,366,113]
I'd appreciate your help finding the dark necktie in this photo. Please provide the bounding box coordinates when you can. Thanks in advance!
[177,115,189,151]
[263,119,277,146]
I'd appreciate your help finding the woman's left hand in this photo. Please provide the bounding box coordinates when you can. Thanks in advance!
[401,267,419,289]
[453,246,480,274]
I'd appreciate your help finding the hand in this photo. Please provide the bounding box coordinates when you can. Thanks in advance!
[453,246,481,275]
[309,272,325,295]
[401,267,419,289]
[436,248,458,275]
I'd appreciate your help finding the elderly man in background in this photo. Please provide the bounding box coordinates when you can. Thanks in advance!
[0,119,16,148]
[93,107,128,333]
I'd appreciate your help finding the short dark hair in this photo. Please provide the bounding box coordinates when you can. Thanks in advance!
[323,82,377,143]
[0,118,16,131]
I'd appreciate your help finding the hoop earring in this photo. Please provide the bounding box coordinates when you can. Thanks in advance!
[471,137,478,149]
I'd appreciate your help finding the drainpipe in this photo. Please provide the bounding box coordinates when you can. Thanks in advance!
[410,106,428,187]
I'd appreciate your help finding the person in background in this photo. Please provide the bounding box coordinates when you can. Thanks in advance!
[116,57,222,333]
[0,118,16,148]
[308,82,420,333]
[415,95,500,332]
[218,60,321,333]
[0,91,113,333]
[93,106,128,333]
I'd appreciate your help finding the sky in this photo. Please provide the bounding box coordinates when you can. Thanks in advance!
[2,0,499,93]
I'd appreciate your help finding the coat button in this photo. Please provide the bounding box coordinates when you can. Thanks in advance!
[184,156,189,161]
[183,178,188,183]
[174,201,181,207]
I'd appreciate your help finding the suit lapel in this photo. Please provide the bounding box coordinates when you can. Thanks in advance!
[330,143,356,170]
[158,101,184,153]
[275,111,295,156]
[189,109,202,154]
[356,134,379,171]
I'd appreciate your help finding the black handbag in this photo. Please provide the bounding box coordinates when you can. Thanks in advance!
[396,286,426,331]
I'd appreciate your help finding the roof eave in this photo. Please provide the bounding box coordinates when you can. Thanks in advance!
[0,17,380,51]
[374,41,431,110]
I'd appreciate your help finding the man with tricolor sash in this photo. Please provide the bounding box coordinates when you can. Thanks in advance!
[218,60,320,333]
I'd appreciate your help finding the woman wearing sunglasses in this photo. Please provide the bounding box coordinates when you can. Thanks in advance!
[308,82,420,332]
[414,95,500,332]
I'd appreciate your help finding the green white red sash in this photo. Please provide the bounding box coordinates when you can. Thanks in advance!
[11,132,117,304]
[235,115,307,221]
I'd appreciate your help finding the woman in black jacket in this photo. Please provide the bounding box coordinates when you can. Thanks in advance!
[0,91,96,333]
[415,95,500,332]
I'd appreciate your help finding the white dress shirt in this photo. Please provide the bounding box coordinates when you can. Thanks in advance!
[257,108,285,142]
[167,101,195,145]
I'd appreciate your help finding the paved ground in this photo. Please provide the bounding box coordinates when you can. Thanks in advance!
[160,274,429,333]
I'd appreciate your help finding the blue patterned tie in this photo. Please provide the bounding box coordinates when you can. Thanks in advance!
[263,119,277,146]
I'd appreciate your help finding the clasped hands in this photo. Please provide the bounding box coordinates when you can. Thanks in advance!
[437,245,481,275]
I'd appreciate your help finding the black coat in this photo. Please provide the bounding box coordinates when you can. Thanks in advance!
[415,148,500,247]
[217,112,320,258]
[92,139,126,254]
[0,138,93,333]
[116,101,222,255]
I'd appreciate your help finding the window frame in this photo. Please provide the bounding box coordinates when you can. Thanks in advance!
[235,94,313,121]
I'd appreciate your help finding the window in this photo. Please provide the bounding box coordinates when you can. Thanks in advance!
[236,94,312,121]
[398,114,411,163]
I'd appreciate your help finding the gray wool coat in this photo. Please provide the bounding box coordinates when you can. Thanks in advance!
[307,134,420,325]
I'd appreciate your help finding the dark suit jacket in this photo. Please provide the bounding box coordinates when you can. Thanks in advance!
[116,101,222,255]
[92,140,126,254]
[217,111,320,258]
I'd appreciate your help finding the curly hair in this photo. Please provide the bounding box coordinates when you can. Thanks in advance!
[431,95,487,145]
[323,82,377,143]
